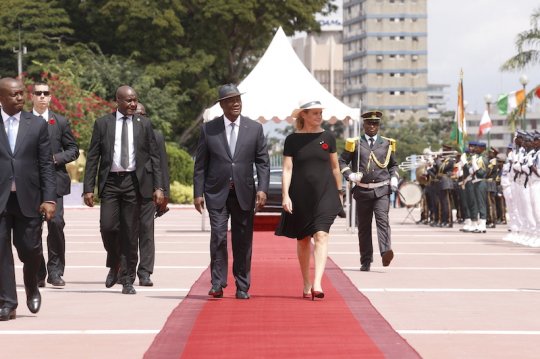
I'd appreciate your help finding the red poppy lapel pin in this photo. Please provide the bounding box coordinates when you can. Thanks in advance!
[48,118,56,125]
[320,140,329,151]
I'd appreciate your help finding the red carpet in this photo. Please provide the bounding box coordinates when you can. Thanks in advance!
[145,232,420,359]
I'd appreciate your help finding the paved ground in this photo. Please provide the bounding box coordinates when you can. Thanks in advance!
[1,206,539,359]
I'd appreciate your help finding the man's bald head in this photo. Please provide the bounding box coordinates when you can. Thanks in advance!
[0,77,25,115]
[115,85,138,116]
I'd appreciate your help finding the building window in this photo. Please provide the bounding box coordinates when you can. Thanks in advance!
[412,55,418,61]
[412,36,419,42]
[376,55,384,62]
[377,73,383,78]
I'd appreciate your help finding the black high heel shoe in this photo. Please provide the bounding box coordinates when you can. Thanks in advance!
[311,289,324,300]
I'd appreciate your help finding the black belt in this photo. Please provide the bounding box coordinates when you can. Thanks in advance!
[110,171,134,177]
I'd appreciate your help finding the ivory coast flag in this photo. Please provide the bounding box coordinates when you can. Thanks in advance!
[450,71,466,151]
[497,89,525,115]
[477,109,492,137]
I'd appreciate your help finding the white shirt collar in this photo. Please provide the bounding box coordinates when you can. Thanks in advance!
[1,109,21,122]
[116,110,132,121]
[33,109,49,121]
[224,115,240,128]
[365,134,377,142]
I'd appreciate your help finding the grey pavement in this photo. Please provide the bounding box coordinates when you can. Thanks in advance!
[1,206,539,359]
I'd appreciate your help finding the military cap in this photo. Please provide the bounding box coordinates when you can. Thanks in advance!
[496,153,507,162]
[515,130,527,137]
[534,130,540,139]
[467,140,477,147]
[489,146,499,154]
[477,142,487,148]
[361,110,382,122]
[216,83,244,103]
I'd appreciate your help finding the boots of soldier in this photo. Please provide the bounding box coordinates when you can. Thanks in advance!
[460,219,472,232]
[474,219,486,233]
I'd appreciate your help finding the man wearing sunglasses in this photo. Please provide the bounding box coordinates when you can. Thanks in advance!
[32,83,79,288]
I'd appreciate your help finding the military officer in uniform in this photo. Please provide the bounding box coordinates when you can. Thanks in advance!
[436,145,456,227]
[339,111,398,271]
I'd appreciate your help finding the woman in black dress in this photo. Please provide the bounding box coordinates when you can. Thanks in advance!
[275,100,343,300]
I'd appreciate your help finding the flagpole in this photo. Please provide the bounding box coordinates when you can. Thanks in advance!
[484,94,492,148]
[519,74,528,130]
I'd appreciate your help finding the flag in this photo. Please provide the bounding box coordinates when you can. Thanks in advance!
[451,71,466,151]
[496,89,525,115]
[477,109,492,137]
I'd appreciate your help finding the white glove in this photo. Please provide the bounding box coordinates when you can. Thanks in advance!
[471,158,479,172]
[460,153,467,164]
[521,165,530,175]
[490,158,496,166]
[348,172,363,184]
[390,177,398,192]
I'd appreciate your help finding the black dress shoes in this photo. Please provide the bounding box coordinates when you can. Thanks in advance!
[139,277,153,287]
[208,285,223,298]
[105,267,119,288]
[235,290,250,299]
[47,275,65,287]
[25,286,41,314]
[382,249,394,267]
[37,279,46,288]
[360,263,371,271]
[122,283,136,294]
[0,307,16,321]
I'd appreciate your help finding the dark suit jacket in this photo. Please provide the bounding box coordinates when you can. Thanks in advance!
[0,111,56,217]
[46,111,79,196]
[193,115,270,211]
[339,135,398,199]
[153,130,170,198]
[83,113,162,198]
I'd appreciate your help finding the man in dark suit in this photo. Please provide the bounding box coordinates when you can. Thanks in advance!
[32,82,79,287]
[83,86,163,295]
[193,84,270,299]
[133,103,170,286]
[0,77,57,321]
[339,111,398,272]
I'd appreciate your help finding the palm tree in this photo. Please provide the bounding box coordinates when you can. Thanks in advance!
[501,7,540,70]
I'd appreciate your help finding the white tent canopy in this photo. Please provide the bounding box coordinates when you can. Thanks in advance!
[203,27,360,123]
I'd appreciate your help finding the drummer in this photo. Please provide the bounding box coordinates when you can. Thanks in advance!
[339,110,399,272]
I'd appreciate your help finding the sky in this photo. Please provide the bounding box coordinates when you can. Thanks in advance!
[321,0,540,114]
[427,0,540,114]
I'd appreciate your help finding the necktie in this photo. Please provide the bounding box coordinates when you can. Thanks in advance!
[7,117,16,152]
[369,137,374,149]
[229,122,237,155]
[120,117,129,169]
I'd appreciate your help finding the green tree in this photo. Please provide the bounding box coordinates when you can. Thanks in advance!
[500,7,540,71]
[0,0,72,77]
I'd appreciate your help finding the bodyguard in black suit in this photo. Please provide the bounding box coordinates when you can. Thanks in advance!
[0,78,57,321]
[339,111,398,272]
[32,83,79,287]
[83,86,163,295]
[133,103,170,287]
[193,84,270,299]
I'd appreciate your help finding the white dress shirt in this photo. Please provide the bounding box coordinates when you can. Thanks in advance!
[111,111,135,172]
[224,116,241,146]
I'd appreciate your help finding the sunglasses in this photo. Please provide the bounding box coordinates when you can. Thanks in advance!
[33,91,50,96]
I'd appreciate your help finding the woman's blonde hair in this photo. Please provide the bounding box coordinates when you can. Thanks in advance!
[295,111,306,131]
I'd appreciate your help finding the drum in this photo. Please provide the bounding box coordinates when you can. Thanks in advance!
[398,181,423,207]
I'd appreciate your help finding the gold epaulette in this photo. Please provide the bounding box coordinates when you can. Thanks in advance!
[344,137,358,152]
[381,136,396,152]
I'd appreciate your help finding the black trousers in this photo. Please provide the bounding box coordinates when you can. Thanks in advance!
[0,193,43,308]
[355,192,391,266]
[100,173,140,284]
[136,197,156,279]
[38,196,65,280]
[207,189,254,292]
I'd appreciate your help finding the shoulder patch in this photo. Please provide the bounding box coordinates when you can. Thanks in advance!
[345,138,357,152]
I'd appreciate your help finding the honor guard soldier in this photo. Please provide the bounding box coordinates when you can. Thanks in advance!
[338,111,398,271]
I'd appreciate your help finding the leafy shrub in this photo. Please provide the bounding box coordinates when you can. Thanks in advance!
[169,181,193,204]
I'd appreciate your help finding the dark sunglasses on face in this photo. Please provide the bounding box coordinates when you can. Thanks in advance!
[33,91,50,96]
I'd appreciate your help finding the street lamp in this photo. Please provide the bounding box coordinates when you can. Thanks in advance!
[519,74,528,130]
[484,94,492,148]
